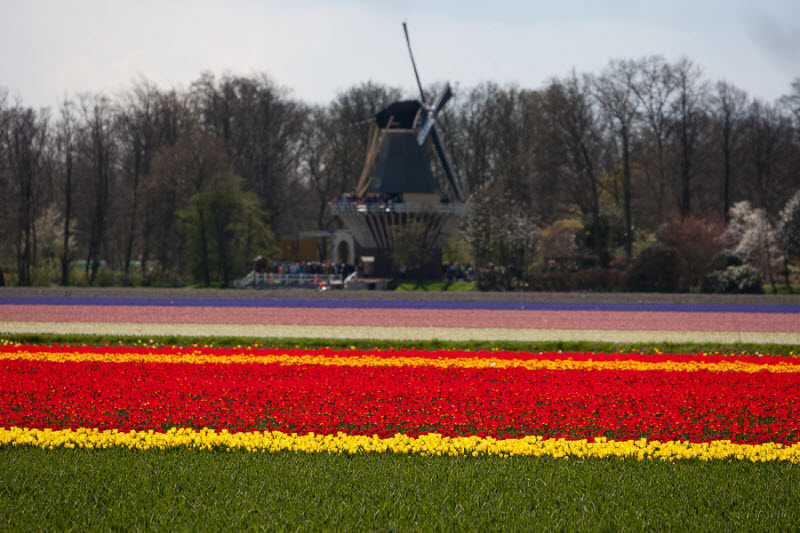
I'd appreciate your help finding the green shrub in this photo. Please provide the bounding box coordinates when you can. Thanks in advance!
[706,250,743,272]
[30,260,60,287]
[701,265,763,294]
[656,216,723,287]
[66,267,90,287]
[525,268,623,292]
[90,267,145,287]
[622,245,690,292]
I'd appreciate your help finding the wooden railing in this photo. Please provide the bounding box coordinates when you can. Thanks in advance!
[234,271,349,289]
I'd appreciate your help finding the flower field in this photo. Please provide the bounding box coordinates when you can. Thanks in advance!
[3,343,800,462]
[3,294,800,344]
[3,290,800,530]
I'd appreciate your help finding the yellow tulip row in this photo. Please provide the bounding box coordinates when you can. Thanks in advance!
[4,349,800,373]
[2,427,799,462]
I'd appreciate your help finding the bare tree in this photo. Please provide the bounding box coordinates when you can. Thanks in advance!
[55,98,77,285]
[0,88,9,285]
[453,83,522,193]
[779,78,800,129]
[78,94,116,285]
[299,106,336,235]
[670,58,709,216]
[116,80,163,278]
[595,60,639,257]
[742,99,794,214]
[3,102,50,285]
[189,73,306,238]
[452,83,547,223]
[541,72,609,262]
[710,81,748,219]
[140,123,231,279]
[629,56,677,221]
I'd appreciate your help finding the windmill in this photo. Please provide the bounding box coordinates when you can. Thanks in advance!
[330,22,467,278]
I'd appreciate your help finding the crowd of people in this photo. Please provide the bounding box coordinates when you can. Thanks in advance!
[443,263,473,282]
[333,193,452,207]
[257,257,475,287]
[333,192,403,205]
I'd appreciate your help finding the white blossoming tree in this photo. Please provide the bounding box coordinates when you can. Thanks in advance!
[720,201,778,291]
[462,184,540,289]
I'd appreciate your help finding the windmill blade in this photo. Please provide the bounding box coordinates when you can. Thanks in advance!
[416,113,435,146]
[416,83,453,146]
[433,82,453,110]
[430,126,464,203]
[402,22,426,102]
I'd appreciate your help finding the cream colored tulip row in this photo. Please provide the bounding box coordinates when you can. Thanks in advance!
[3,321,800,345]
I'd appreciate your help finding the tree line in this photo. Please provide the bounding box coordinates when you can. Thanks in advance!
[1,56,799,289]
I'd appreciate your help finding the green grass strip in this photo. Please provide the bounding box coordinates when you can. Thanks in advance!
[2,332,798,357]
[395,281,476,291]
[0,447,798,531]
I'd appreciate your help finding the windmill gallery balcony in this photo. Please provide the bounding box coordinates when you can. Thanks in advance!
[330,197,467,217]
[330,193,466,254]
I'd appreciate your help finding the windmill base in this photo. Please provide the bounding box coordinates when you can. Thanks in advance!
[359,248,443,280]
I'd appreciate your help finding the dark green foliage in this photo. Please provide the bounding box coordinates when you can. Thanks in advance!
[394,281,475,291]
[582,206,626,267]
[391,221,439,281]
[622,245,690,292]
[525,268,623,292]
[656,216,724,287]
[707,250,743,272]
[178,173,276,286]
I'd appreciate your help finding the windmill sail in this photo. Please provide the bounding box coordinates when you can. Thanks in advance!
[416,83,453,146]
[402,22,426,102]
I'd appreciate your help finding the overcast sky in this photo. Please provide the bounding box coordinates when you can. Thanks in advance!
[2,0,799,110]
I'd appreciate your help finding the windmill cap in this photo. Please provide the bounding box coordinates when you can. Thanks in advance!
[375,100,422,129]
